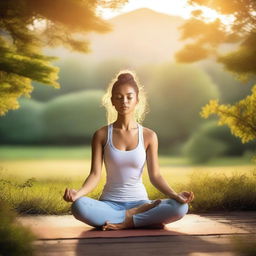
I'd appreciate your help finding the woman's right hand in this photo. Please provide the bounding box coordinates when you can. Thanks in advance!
[174,191,194,204]
[63,188,80,202]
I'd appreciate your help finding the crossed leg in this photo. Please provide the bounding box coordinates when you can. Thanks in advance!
[71,197,188,231]
[102,199,162,230]
[102,198,189,230]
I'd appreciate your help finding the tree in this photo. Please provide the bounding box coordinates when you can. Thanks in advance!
[0,0,128,116]
[175,0,256,162]
[144,62,219,150]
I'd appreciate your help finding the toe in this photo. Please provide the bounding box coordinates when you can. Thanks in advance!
[106,224,117,230]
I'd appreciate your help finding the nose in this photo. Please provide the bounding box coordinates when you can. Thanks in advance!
[122,97,128,104]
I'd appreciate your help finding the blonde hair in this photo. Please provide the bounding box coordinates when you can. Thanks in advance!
[101,69,149,125]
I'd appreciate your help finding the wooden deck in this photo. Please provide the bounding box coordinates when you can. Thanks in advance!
[17,211,256,256]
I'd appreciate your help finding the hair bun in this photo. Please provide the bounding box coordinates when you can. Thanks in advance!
[117,73,134,83]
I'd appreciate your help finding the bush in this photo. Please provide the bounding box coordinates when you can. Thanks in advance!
[181,120,256,163]
[144,62,219,148]
[42,89,106,144]
[182,132,228,163]
[0,98,44,144]
[0,199,37,256]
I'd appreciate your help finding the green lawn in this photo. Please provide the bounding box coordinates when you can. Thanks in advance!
[0,145,254,165]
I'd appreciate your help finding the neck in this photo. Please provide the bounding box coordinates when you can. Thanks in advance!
[113,115,138,130]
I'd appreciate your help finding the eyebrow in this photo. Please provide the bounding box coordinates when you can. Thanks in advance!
[114,92,134,95]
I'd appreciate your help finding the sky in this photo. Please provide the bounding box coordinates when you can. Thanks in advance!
[96,0,234,24]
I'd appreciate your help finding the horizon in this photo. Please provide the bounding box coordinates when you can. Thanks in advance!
[96,0,234,24]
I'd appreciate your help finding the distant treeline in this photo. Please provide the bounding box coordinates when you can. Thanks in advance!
[0,61,254,161]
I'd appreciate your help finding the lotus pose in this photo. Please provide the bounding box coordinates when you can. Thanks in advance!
[63,70,194,231]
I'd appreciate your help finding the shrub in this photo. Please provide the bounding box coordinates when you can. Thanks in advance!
[0,199,37,256]
[181,120,256,163]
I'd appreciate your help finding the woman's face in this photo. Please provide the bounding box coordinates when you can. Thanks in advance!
[111,83,138,114]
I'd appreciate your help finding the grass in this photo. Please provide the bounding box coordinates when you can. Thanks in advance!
[1,166,255,215]
[0,145,91,160]
[185,168,256,212]
[0,145,255,215]
[0,145,254,165]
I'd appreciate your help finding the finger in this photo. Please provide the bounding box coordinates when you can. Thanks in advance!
[183,194,191,203]
[67,189,72,201]
[182,191,190,196]
[63,188,68,200]
[187,191,192,198]
[68,189,73,201]
[64,188,67,197]
[187,192,194,203]
[183,192,191,199]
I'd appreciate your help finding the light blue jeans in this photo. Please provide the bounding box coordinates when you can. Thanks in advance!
[71,197,189,228]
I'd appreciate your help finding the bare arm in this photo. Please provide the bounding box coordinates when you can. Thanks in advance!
[75,129,104,198]
[63,128,105,202]
[146,130,179,200]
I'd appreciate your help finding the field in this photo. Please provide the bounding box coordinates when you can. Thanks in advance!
[0,146,255,215]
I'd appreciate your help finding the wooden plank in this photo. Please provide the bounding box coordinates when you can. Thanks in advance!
[33,234,256,256]
[16,212,253,240]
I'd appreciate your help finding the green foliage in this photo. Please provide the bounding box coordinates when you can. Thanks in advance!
[176,0,256,78]
[0,0,128,116]
[0,90,106,144]
[92,58,132,90]
[0,98,44,144]
[0,26,59,117]
[144,62,219,146]
[181,120,255,163]
[31,58,132,102]
[199,60,255,104]
[200,85,256,144]
[0,199,37,256]
[176,0,256,161]
[43,90,106,143]
[182,132,228,164]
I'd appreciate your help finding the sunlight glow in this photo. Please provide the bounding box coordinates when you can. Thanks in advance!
[96,0,235,25]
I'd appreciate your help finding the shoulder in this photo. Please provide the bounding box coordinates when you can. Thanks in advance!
[92,124,109,147]
[141,125,158,147]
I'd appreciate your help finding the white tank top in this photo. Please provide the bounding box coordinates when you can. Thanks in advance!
[99,122,149,202]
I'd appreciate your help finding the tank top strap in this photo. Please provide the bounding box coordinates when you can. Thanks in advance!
[138,123,144,149]
[103,123,111,150]
[109,123,113,147]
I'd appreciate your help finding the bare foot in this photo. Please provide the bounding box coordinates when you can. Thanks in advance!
[102,199,161,231]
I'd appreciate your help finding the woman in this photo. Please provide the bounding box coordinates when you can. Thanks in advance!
[63,70,194,231]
